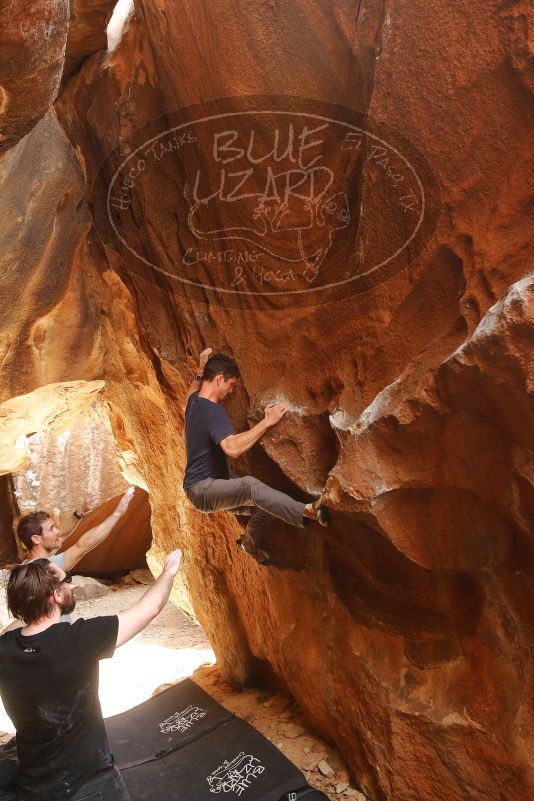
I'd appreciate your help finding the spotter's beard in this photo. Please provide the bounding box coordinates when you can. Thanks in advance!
[59,593,76,616]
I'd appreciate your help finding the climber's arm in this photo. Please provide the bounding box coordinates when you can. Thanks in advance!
[185,348,213,405]
[220,403,288,459]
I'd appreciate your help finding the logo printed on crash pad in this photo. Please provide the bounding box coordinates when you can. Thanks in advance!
[159,704,207,734]
[206,751,266,795]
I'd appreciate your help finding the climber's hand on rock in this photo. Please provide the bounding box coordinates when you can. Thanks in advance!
[163,548,183,577]
[264,402,289,426]
[115,486,136,516]
[198,348,213,370]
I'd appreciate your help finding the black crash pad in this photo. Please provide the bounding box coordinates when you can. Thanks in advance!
[118,717,307,801]
[106,678,233,768]
[106,679,330,801]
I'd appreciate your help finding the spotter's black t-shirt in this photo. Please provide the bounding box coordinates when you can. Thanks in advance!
[183,391,235,490]
[0,616,118,801]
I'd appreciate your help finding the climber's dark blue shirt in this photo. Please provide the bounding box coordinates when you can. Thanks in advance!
[183,391,235,489]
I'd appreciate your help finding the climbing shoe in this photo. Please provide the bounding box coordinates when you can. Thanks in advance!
[236,535,271,565]
[313,500,332,527]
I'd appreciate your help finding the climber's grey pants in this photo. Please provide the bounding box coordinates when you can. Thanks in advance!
[186,475,306,546]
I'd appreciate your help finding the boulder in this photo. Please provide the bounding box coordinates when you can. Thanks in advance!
[59,488,152,574]
[72,574,111,600]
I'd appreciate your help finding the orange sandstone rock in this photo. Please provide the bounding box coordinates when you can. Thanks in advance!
[63,0,116,82]
[59,487,152,574]
[0,2,532,801]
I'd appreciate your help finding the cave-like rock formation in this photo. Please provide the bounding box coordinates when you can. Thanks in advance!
[0,2,532,800]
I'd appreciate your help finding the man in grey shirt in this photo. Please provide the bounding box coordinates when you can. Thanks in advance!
[18,487,135,571]
[2,488,135,631]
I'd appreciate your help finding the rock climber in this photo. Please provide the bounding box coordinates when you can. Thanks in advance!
[0,550,182,801]
[183,349,330,564]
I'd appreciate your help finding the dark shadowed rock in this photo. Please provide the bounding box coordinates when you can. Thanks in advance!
[0,0,68,153]
[63,0,117,82]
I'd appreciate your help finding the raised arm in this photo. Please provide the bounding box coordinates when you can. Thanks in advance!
[61,487,135,571]
[116,549,182,647]
[219,402,288,459]
[185,347,213,405]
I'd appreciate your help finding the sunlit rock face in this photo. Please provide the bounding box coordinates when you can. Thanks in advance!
[0,382,105,475]
[0,1,533,800]
[14,417,128,522]
[0,110,102,402]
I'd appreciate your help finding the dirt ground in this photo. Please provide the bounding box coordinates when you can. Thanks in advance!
[0,578,368,801]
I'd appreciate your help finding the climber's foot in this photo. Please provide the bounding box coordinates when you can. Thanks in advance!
[252,548,271,565]
[236,535,271,566]
[314,502,331,527]
[303,501,331,527]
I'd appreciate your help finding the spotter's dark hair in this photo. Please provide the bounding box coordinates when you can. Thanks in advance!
[7,559,63,624]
